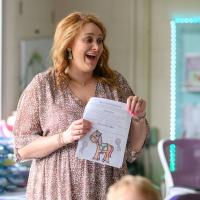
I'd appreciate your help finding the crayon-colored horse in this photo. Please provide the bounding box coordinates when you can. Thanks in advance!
[90,130,114,163]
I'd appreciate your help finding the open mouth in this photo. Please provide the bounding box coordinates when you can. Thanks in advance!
[86,54,97,61]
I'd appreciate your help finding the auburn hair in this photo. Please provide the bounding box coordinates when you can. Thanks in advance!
[51,12,116,88]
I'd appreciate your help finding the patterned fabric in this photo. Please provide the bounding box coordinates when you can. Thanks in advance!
[14,70,147,200]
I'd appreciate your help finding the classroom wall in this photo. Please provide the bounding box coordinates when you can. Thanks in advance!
[2,0,55,118]
[2,0,151,119]
[3,0,200,185]
[150,0,200,184]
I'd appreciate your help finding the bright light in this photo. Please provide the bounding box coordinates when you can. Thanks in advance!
[169,144,176,172]
[170,20,176,140]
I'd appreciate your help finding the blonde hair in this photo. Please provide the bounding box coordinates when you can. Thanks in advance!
[107,175,161,200]
[51,12,116,88]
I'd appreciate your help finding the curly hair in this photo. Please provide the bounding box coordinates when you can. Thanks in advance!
[51,12,116,88]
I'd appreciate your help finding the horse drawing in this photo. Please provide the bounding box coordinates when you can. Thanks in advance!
[90,130,114,163]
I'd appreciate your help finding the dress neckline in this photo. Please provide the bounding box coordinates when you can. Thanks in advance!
[67,81,99,107]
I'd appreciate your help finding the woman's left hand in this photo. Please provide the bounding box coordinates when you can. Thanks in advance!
[126,96,146,119]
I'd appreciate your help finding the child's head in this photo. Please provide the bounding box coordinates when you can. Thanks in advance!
[106,175,161,200]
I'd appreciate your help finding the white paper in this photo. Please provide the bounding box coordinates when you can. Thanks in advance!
[76,97,131,168]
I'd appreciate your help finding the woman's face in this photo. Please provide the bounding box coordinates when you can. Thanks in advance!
[70,22,104,73]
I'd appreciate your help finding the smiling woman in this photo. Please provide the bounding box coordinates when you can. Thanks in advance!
[69,23,104,73]
[13,12,149,200]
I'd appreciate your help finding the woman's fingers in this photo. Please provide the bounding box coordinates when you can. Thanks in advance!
[134,98,145,114]
[73,123,92,131]
[63,118,93,143]
[127,96,138,114]
[127,96,146,117]
[130,97,139,113]
[72,135,82,141]
[71,119,92,135]
[73,118,91,125]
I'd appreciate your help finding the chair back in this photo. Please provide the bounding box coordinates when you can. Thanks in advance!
[171,193,200,200]
[158,139,200,192]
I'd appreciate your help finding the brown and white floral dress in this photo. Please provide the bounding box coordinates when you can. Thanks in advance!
[14,70,148,200]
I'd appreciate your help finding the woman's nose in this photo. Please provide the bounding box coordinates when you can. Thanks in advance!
[92,42,101,51]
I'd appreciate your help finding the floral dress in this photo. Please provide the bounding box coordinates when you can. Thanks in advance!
[14,70,147,200]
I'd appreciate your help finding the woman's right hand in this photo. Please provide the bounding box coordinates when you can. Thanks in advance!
[63,119,92,144]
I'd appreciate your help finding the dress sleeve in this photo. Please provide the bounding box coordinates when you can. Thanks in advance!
[114,71,149,163]
[14,74,43,155]
[114,71,134,103]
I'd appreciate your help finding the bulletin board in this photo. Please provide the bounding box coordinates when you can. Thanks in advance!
[170,18,200,139]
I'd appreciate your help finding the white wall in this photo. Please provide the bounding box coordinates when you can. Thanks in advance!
[2,0,55,118]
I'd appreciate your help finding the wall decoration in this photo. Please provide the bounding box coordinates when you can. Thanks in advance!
[183,104,200,138]
[20,37,52,91]
[170,17,200,139]
[184,53,200,91]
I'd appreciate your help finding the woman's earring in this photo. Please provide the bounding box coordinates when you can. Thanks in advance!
[98,57,103,67]
[67,48,73,60]
[100,58,104,67]
[64,67,68,74]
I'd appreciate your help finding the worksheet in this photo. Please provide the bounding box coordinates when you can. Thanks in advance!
[76,97,131,168]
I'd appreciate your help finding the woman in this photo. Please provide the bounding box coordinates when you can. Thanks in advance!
[14,12,149,200]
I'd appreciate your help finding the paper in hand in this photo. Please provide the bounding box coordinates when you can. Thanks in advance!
[76,97,131,168]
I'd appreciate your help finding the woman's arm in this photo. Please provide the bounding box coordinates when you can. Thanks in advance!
[128,118,148,152]
[113,71,149,155]
[126,95,148,152]
[17,118,92,160]
[17,134,61,160]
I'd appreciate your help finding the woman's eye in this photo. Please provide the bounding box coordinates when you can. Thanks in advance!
[83,37,103,44]
[97,38,103,44]
[84,37,93,43]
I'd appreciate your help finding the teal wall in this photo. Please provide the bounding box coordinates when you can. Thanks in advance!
[176,23,200,137]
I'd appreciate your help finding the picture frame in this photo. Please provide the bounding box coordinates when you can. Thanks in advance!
[20,37,52,91]
[184,53,200,92]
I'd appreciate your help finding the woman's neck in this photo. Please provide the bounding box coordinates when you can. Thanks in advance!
[67,69,94,86]
[69,76,94,86]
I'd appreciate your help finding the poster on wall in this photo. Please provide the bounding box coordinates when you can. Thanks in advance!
[20,37,52,91]
[184,53,200,91]
[183,104,200,138]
